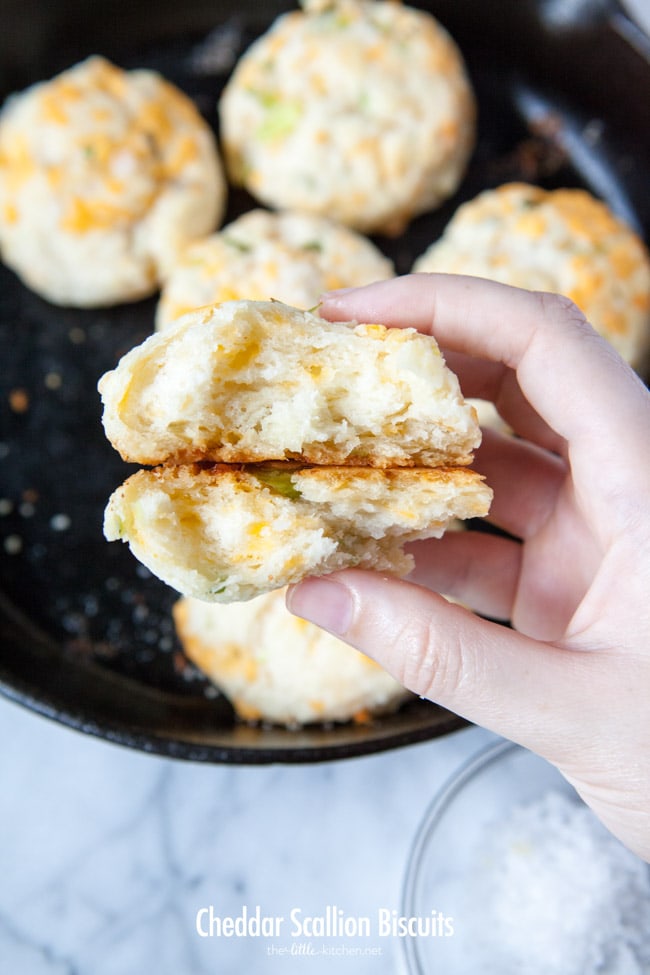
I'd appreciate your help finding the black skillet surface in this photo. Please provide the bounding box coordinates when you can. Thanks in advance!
[0,0,648,763]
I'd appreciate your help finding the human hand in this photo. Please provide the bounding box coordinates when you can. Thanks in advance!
[287,273,650,862]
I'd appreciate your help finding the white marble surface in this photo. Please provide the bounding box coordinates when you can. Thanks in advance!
[0,694,498,974]
[622,0,650,36]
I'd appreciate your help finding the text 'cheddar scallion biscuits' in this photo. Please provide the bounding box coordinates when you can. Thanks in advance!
[156,208,394,329]
[0,56,226,307]
[100,300,492,601]
[219,0,475,235]
[173,588,410,726]
[414,183,650,369]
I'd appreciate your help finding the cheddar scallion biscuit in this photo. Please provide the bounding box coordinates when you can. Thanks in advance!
[174,588,410,725]
[99,299,481,468]
[156,208,394,328]
[414,183,650,368]
[0,56,226,306]
[219,0,475,235]
[104,464,491,601]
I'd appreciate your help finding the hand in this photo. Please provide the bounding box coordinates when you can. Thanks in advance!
[287,273,650,862]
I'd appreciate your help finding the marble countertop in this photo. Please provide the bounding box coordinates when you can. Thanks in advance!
[0,693,500,974]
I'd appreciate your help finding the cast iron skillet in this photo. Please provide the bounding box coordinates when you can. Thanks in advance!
[0,0,648,763]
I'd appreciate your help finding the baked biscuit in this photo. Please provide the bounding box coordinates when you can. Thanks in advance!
[104,464,492,601]
[0,56,226,306]
[174,589,409,725]
[414,183,650,368]
[156,208,394,328]
[99,300,482,468]
[219,0,475,235]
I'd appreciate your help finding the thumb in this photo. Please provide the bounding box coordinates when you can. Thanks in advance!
[286,570,593,761]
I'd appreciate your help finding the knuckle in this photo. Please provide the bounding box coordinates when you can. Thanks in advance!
[390,611,467,702]
[533,289,588,329]
[531,290,617,361]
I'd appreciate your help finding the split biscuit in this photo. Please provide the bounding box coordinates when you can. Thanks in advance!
[99,299,482,468]
[104,464,492,601]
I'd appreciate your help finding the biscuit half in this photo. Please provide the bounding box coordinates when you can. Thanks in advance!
[104,464,492,602]
[98,299,481,468]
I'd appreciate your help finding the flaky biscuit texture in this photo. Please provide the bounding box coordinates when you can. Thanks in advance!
[104,465,492,601]
[99,300,481,468]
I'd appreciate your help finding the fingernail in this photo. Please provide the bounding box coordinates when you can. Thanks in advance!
[287,577,354,637]
[320,286,359,301]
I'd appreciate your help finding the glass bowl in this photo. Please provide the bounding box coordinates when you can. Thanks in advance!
[401,738,650,975]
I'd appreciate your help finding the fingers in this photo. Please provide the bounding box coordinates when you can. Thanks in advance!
[474,428,567,539]
[321,275,650,491]
[443,350,566,456]
[286,570,601,763]
[406,530,521,620]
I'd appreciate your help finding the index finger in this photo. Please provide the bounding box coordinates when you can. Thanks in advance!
[321,274,650,486]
